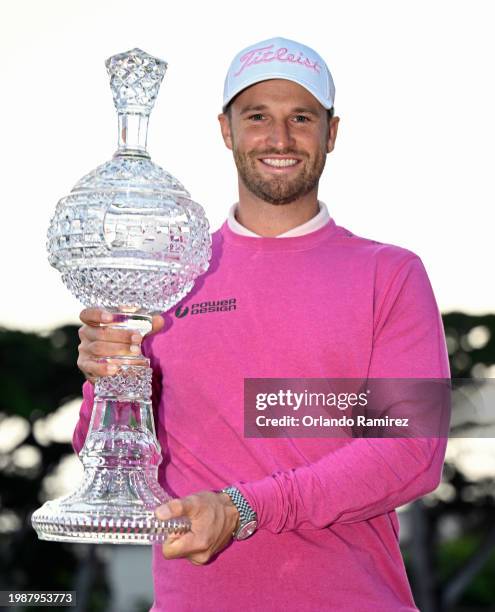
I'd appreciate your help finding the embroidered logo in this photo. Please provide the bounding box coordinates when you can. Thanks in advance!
[234,45,321,77]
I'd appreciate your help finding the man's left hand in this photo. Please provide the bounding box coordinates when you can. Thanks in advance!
[156,491,240,565]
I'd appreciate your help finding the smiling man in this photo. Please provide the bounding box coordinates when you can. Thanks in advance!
[220,78,336,236]
[74,37,449,611]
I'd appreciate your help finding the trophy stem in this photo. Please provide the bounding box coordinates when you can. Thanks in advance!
[115,112,150,159]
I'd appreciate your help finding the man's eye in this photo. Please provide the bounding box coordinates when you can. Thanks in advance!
[293,115,310,123]
[249,113,264,121]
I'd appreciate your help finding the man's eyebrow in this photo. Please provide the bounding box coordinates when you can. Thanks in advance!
[291,106,319,116]
[239,104,320,116]
[239,104,268,114]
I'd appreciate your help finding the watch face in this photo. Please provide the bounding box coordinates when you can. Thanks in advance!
[236,520,257,541]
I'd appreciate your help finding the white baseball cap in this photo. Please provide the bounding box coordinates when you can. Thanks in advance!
[222,36,335,112]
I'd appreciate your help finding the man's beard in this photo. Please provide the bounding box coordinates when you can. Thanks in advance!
[233,146,326,205]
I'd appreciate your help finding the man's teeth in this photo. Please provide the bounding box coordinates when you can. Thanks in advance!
[262,158,299,167]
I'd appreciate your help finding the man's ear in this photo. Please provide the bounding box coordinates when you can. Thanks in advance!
[327,116,340,153]
[218,113,233,151]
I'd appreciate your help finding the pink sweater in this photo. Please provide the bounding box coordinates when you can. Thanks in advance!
[73,218,450,611]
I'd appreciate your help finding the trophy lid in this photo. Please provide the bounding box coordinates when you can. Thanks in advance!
[105,48,168,116]
[73,48,189,195]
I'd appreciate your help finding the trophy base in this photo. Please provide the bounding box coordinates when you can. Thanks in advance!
[31,495,190,545]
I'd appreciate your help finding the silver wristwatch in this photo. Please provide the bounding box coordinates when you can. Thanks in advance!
[221,486,258,541]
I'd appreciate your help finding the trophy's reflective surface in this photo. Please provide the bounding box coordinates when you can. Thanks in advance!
[31,49,211,544]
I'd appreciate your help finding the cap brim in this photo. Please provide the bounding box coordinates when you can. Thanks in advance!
[222,74,332,112]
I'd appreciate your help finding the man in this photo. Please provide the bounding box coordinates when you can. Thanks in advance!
[74,37,450,611]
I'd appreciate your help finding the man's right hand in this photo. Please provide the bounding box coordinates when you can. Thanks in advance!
[77,308,165,383]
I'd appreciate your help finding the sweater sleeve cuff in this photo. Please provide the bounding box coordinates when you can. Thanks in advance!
[234,476,284,532]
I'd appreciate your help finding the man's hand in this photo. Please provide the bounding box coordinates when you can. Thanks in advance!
[77,307,165,383]
[156,491,240,565]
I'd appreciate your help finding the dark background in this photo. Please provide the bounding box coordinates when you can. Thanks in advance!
[0,312,494,612]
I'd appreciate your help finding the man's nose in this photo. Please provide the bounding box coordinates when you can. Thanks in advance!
[266,120,295,150]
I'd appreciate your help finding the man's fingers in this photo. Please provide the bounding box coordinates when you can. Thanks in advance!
[79,308,114,325]
[77,310,166,382]
[161,532,211,564]
[157,492,234,566]
[156,498,184,521]
[161,532,195,560]
[87,340,142,357]
[79,310,165,339]
[80,324,143,345]
[78,358,118,379]
[80,308,165,332]
[151,314,166,335]
[156,496,197,522]
[78,357,146,381]
[188,553,212,566]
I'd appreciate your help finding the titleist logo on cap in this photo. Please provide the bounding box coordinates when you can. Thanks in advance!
[234,44,322,77]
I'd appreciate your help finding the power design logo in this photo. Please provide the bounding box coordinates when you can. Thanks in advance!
[175,306,189,318]
[175,298,237,319]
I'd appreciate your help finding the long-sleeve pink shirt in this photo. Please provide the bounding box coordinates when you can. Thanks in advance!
[73,217,450,611]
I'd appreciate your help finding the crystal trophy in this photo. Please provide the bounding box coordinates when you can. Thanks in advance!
[31,49,211,544]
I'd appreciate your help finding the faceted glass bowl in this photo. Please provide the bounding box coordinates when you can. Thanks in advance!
[47,156,211,313]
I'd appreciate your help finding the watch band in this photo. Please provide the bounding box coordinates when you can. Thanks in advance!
[221,486,258,540]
